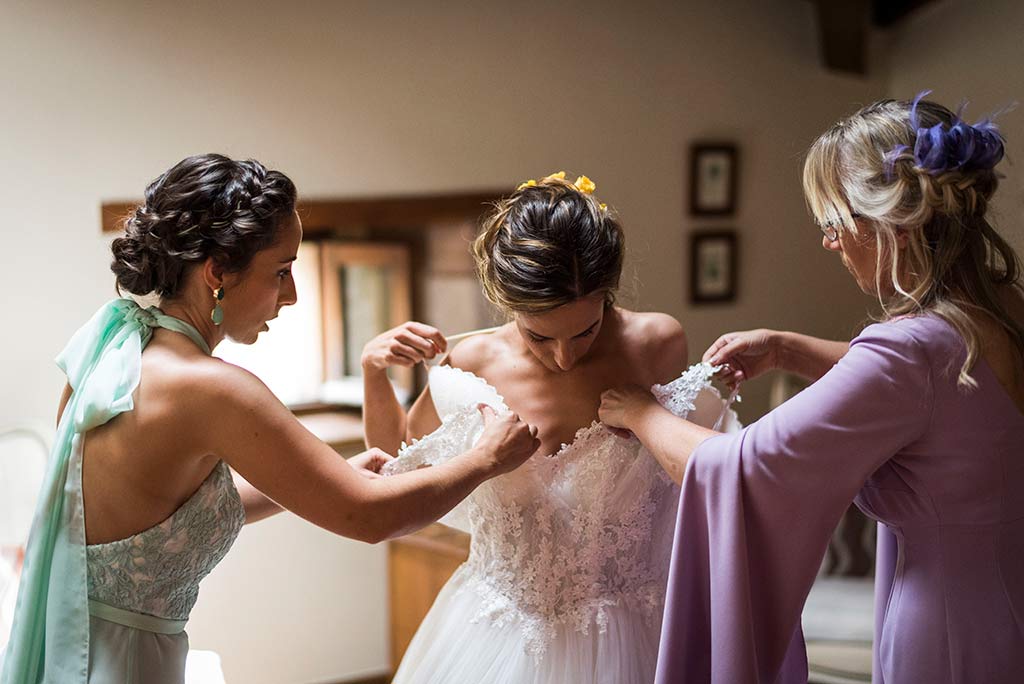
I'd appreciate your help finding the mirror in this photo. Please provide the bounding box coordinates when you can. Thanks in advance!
[320,241,413,405]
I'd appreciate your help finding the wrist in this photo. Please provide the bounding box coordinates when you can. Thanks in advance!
[769,330,791,373]
[361,358,389,377]
[625,398,660,434]
[464,445,501,478]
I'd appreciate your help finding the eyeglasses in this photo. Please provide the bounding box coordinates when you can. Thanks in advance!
[820,213,863,242]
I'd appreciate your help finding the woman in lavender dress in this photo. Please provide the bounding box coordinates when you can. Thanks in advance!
[600,94,1024,683]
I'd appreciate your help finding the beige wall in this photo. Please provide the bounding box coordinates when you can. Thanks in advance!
[0,1,901,682]
[886,0,1024,258]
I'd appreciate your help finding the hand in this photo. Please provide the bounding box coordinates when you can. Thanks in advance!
[473,405,541,475]
[361,322,447,372]
[702,329,780,389]
[348,447,395,480]
[599,384,657,434]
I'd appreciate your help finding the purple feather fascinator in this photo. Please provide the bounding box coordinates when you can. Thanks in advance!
[884,90,1007,179]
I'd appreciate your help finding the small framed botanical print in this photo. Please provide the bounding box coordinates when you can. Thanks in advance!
[690,230,738,304]
[689,144,738,216]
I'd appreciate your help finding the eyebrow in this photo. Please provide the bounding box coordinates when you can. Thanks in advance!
[525,319,600,340]
[279,256,297,263]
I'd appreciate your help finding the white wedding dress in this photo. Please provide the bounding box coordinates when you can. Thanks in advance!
[383,362,738,684]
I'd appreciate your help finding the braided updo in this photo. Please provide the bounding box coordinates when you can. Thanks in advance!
[803,95,1024,388]
[473,174,624,314]
[111,154,297,298]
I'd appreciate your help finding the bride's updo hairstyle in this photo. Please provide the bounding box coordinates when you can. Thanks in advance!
[803,93,1024,388]
[473,172,624,314]
[111,153,297,299]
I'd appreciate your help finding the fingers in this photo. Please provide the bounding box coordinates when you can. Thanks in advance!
[367,322,447,370]
[404,322,448,354]
[387,346,420,368]
[702,334,735,363]
[476,403,496,423]
[706,336,749,367]
[394,330,441,358]
[371,448,395,465]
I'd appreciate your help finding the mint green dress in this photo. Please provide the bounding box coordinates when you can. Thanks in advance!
[0,299,245,684]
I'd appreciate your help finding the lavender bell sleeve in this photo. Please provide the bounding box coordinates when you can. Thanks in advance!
[655,315,1024,684]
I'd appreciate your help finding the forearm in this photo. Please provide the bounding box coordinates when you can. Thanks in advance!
[629,403,717,485]
[775,332,849,382]
[361,368,407,454]
[360,448,493,542]
[232,470,285,524]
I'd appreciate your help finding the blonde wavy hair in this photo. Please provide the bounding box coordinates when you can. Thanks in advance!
[472,174,624,314]
[803,97,1024,388]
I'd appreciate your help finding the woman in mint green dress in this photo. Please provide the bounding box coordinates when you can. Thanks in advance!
[0,154,541,684]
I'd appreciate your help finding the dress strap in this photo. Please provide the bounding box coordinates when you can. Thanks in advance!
[150,309,211,356]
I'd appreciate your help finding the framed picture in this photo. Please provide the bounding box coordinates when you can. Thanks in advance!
[690,230,738,304]
[689,144,737,215]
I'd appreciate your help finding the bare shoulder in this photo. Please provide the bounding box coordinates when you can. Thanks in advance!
[143,351,277,420]
[615,309,689,383]
[445,324,515,375]
[620,309,687,357]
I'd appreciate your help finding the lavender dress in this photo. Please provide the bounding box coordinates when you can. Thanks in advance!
[656,314,1024,684]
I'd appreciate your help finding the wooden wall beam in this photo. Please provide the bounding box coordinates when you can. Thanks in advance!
[101,192,502,236]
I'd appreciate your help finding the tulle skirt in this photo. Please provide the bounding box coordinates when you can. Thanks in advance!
[392,565,662,684]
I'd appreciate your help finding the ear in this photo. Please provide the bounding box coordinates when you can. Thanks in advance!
[201,256,226,291]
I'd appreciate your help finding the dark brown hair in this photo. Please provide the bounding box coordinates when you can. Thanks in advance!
[473,174,624,314]
[111,153,297,298]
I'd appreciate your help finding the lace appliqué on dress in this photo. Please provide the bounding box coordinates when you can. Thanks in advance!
[86,461,244,620]
[460,431,671,657]
[383,362,731,659]
[653,362,721,417]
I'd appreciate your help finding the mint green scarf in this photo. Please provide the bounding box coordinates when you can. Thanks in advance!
[0,299,210,683]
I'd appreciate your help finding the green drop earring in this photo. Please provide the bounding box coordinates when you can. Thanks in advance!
[211,286,224,325]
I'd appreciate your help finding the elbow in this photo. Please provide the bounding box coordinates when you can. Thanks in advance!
[359,522,408,545]
[343,516,388,544]
[347,507,400,545]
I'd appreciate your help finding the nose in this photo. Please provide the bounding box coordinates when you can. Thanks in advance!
[553,342,575,371]
[280,276,298,307]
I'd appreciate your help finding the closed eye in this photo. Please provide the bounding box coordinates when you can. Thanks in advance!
[526,321,598,343]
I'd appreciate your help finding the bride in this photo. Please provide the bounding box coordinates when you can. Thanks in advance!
[361,172,736,683]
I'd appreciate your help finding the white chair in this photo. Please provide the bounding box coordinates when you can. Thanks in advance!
[0,424,52,652]
[0,424,227,681]
[803,576,874,683]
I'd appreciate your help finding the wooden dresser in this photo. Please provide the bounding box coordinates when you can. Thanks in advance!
[388,524,471,669]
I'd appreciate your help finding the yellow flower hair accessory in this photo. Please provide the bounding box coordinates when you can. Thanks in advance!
[573,175,596,194]
[516,171,602,207]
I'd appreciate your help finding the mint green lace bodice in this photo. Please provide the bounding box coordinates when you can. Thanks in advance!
[86,461,244,620]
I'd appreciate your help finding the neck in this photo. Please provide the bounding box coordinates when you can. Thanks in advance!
[157,297,224,352]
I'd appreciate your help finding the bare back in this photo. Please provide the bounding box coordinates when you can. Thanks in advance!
[77,328,222,545]
[978,286,1024,415]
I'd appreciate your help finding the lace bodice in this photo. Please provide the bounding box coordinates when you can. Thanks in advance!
[86,460,244,621]
[384,363,737,656]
